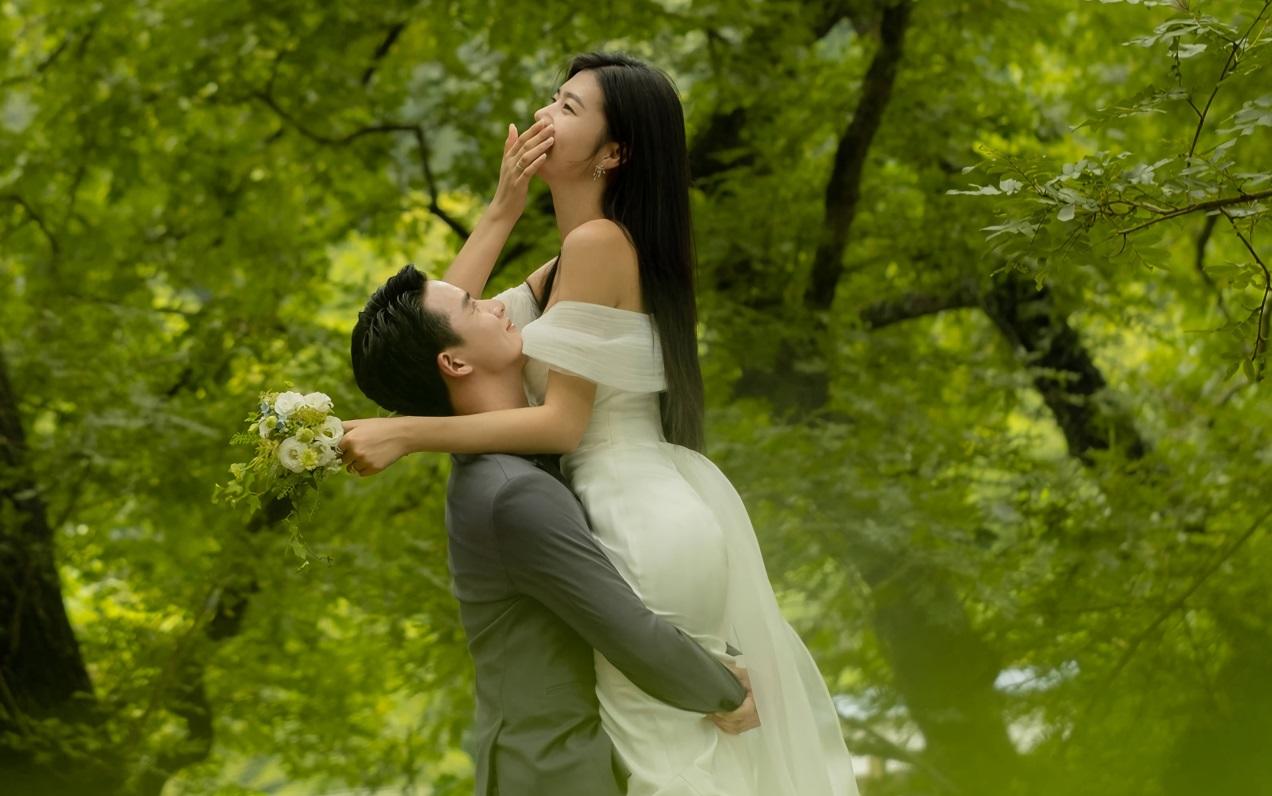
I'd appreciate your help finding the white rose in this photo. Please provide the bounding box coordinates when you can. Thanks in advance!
[273,391,304,418]
[316,443,338,467]
[276,436,307,473]
[317,415,343,446]
[301,391,334,413]
[299,446,322,470]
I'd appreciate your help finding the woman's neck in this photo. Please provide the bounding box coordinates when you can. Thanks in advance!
[548,177,606,241]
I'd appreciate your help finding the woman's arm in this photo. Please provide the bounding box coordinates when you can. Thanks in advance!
[340,218,634,475]
[444,120,554,298]
[403,369,596,455]
[340,371,596,474]
[442,209,517,299]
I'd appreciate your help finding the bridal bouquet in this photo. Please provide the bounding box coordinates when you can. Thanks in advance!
[213,389,345,562]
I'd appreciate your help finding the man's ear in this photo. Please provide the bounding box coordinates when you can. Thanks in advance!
[437,350,473,379]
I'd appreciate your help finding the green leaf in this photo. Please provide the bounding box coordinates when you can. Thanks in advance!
[1242,357,1257,383]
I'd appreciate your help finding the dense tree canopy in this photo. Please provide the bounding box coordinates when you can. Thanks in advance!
[2,0,1270,794]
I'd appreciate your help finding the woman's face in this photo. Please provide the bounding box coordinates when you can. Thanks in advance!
[532,70,617,182]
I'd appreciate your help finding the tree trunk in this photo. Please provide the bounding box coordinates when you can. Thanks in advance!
[0,347,122,793]
[981,272,1147,462]
[865,558,1022,793]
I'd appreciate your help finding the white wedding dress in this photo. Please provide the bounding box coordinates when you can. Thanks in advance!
[496,283,859,796]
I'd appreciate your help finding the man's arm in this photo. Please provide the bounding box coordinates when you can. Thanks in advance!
[491,474,747,715]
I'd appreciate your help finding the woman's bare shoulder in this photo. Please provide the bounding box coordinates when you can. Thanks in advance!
[557,219,641,309]
[564,217,632,246]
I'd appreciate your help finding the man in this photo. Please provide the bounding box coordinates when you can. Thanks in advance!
[348,264,757,796]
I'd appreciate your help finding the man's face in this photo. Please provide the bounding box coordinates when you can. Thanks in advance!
[422,280,523,375]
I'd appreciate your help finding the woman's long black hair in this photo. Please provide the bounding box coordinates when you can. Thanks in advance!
[545,52,706,452]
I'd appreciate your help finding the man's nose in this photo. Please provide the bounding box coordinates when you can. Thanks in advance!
[478,299,506,317]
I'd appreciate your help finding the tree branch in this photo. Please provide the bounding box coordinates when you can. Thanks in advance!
[731,1,914,409]
[409,126,470,240]
[252,90,416,145]
[687,2,858,185]
[841,718,958,792]
[860,280,981,329]
[252,90,470,240]
[1094,502,1272,705]
[981,271,1147,462]
[0,29,74,88]
[805,0,913,312]
[1186,0,1271,164]
[2,195,59,255]
[361,22,407,87]
[1194,214,1230,320]
[1115,188,1272,235]
[1221,209,1271,376]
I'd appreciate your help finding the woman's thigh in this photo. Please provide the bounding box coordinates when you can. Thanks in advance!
[570,449,730,638]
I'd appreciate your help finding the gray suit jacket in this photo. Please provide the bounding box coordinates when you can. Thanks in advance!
[445,453,745,796]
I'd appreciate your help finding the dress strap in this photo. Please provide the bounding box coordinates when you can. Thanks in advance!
[532,253,563,313]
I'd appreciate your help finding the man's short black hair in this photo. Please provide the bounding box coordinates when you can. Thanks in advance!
[350,264,461,417]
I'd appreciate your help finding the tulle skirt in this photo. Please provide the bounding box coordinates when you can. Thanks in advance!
[563,440,859,796]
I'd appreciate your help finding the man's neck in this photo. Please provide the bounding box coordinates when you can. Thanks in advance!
[449,369,528,416]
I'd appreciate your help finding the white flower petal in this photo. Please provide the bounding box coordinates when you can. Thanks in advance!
[316,444,337,466]
[277,436,307,473]
[318,415,344,444]
[274,391,304,417]
[301,391,334,413]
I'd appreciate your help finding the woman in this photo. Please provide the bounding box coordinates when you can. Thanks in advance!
[343,52,857,796]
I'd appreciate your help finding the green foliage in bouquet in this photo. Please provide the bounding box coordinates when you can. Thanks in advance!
[213,388,346,562]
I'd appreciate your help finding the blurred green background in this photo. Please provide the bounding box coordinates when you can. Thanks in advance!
[3,0,1271,794]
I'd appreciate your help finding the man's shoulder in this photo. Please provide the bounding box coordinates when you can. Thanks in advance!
[452,455,585,542]
[448,454,564,501]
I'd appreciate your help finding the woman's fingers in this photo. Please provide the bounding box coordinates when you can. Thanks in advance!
[510,119,553,163]
[499,118,552,190]
[518,151,549,181]
[517,139,553,174]
[515,137,553,177]
[507,120,539,159]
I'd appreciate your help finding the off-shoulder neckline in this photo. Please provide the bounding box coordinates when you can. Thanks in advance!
[541,300,652,319]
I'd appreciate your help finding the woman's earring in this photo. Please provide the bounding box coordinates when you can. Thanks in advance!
[592,164,606,182]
